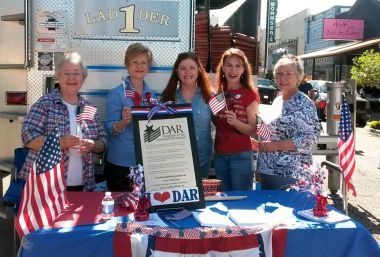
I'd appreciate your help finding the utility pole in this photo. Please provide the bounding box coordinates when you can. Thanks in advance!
[263,0,270,78]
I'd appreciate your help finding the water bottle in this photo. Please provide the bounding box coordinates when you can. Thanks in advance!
[101,192,114,219]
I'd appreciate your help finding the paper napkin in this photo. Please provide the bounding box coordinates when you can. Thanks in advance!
[297,209,350,224]
[192,210,235,227]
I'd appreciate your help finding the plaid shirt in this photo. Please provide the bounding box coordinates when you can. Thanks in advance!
[19,89,106,191]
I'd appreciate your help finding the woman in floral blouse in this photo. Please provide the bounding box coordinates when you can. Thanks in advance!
[257,54,321,190]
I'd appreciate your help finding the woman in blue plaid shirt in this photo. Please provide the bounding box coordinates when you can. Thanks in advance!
[19,52,106,192]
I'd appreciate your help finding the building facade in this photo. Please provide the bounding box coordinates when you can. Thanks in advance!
[259,9,309,76]
[302,0,380,81]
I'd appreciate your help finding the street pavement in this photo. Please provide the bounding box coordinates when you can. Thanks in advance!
[259,104,380,243]
[0,112,379,257]
[331,123,380,242]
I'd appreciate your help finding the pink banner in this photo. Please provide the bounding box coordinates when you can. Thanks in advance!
[323,19,364,40]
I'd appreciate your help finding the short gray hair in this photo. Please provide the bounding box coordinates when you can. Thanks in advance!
[55,52,88,79]
[274,54,304,80]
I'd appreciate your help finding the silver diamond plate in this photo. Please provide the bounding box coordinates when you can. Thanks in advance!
[27,0,194,109]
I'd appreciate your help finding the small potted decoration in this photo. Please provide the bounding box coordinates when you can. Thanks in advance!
[129,164,151,221]
[291,164,328,217]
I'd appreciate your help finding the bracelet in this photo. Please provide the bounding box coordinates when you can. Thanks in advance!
[112,122,123,134]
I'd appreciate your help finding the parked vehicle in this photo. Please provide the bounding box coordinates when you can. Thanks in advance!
[258,78,277,104]
[309,80,370,127]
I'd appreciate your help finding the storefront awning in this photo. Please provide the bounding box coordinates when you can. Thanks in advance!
[298,37,380,59]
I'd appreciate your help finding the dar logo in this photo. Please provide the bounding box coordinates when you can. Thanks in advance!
[144,124,161,142]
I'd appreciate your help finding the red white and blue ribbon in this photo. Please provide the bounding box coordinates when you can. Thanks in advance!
[147,98,177,123]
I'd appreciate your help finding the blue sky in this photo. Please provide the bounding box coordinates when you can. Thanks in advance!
[211,0,357,27]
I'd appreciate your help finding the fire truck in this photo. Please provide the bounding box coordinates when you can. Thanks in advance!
[0,0,260,171]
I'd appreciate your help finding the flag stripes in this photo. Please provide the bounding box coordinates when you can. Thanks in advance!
[76,105,97,123]
[15,127,66,237]
[114,223,274,257]
[208,92,226,115]
[164,209,192,221]
[257,117,271,140]
[124,80,135,98]
[338,95,356,196]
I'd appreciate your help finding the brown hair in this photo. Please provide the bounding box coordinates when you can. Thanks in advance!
[124,43,153,67]
[215,48,254,93]
[162,52,212,102]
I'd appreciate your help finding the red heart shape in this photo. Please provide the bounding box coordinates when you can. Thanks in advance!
[153,191,170,203]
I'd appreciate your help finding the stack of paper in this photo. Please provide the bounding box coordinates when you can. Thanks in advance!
[227,210,273,226]
[297,209,350,224]
[192,210,235,227]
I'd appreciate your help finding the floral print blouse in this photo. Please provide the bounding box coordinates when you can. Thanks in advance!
[258,91,321,179]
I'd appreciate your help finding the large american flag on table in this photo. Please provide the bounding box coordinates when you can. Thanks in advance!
[338,95,357,196]
[114,223,279,257]
[15,127,67,237]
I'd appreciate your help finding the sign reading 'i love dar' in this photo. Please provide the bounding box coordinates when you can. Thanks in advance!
[148,187,200,206]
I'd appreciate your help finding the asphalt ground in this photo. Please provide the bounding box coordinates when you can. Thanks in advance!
[1,115,379,257]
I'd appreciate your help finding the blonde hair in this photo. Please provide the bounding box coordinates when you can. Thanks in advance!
[124,43,153,67]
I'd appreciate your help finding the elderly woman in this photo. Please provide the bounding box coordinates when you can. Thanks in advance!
[214,48,260,191]
[105,43,156,191]
[19,52,106,192]
[162,52,213,179]
[257,54,321,190]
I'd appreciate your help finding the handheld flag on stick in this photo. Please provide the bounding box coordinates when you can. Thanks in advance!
[123,78,135,98]
[208,91,226,115]
[257,117,271,141]
[76,105,97,123]
[338,95,356,196]
[15,126,66,237]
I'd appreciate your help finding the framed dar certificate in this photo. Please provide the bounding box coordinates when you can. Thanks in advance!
[132,105,205,211]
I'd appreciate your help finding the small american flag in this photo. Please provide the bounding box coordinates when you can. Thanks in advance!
[164,209,192,221]
[257,117,271,141]
[338,95,356,196]
[115,192,139,211]
[15,126,66,237]
[76,105,97,123]
[124,80,135,98]
[208,91,226,115]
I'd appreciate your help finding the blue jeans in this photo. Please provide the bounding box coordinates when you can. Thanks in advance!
[259,173,298,190]
[215,151,254,191]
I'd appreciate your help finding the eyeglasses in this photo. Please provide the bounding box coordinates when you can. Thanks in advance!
[275,72,297,79]
[129,61,148,67]
[61,72,83,78]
